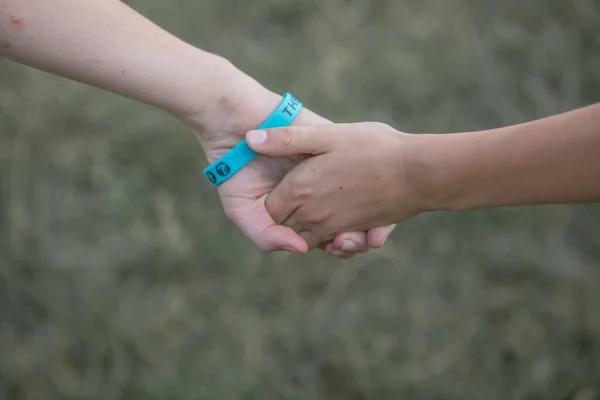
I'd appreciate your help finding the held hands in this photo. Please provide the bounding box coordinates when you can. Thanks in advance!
[186,87,395,257]
[246,123,428,249]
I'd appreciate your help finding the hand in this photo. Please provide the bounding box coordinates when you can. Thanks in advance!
[245,123,424,249]
[182,84,395,257]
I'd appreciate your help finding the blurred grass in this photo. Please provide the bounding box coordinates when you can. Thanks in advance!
[1,0,600,399]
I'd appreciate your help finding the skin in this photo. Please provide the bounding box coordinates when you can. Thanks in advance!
[246,104,600,248]
[0,0,395,257]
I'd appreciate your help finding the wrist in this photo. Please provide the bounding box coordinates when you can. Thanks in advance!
[178,58,330,162]
[171,53,274,132]
[174,55,286,150]
[406,133,462,213]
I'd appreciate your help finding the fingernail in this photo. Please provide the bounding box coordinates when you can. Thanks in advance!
[376,236,389,249]
[342,240,358,251]
[246,130,267,146]
[331,249,346,257]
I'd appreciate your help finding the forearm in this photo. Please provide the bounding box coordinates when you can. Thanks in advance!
[0,0,262,126]
[415,104,600,212]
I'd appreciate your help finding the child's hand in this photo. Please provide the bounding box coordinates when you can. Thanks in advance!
[245,123,424,249]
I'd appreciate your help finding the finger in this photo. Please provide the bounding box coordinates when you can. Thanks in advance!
[265,175,297,225]
[281,209,335,252]
[367,224,396,248]
[329,249,356,259]
[246,126,333,156]
[319,242,333,253]
[226,198,308,253]
[298,230,329,251]
[332,231,369,253]
[298,229,356,260]
[261,224,309,253]
[319,241,355,258]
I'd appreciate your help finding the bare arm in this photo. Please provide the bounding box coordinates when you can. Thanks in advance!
[0,0,253,125]
[418,103,600,211]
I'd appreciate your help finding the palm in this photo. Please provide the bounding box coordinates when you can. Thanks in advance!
[221,153,309,251]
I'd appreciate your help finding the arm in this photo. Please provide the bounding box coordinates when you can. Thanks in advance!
[0,0,394,256]
[415,103,600,211]
[247,104,600,246]
[0,0,259,128]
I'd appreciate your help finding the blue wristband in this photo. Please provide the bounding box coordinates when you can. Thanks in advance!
[203,92,303,186]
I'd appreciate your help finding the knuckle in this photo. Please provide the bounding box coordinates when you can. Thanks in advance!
[290,177,314,200]
[290,175,305,196]
[306,214,322,225]
[257,243,272,253]
[281,127,296,149]
[264,194,278,215]
[290,168,320,194]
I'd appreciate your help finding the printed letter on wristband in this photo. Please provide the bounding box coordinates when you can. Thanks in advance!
[203,93,303,186]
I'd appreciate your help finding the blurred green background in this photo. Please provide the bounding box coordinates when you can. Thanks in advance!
[1,0,600,399]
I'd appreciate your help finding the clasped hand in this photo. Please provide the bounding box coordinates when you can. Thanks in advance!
[245,123,424,251]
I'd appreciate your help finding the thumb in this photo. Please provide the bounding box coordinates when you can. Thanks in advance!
[245,126,332,156]
[224,197,309,254]
[256,224,309,254]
